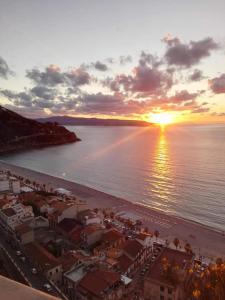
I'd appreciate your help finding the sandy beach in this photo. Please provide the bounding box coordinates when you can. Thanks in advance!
[0,160,224,260]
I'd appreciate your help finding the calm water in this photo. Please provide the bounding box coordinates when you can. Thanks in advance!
[2,125,225,231]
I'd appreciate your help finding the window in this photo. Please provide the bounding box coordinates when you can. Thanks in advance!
[168,288,173,294]
[160,286,164,292]
[56,269,58,273]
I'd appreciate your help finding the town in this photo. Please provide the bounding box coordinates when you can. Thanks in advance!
[0,169,224,300]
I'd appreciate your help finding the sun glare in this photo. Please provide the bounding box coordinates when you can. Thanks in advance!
[149,112,175,125]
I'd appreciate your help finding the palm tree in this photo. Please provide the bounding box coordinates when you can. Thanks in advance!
[185,242,192,254]
[173,237,180,249]
[154,230,159,241]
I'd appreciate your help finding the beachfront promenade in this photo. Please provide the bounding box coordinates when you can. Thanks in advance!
[0,160,224,260]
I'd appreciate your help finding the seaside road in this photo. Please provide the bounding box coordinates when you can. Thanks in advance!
[0,161,224,260]
[0,227,62,299]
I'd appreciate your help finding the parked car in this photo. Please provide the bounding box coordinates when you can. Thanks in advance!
[16,250,22,256]
[31,268,38,275]
[20,256,26,262]
[43,283,52,292]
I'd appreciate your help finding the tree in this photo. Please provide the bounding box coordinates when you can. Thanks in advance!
[185,242,192,254]
[154,230,159,241]
[190,259,225,300]
[173,237,180,249]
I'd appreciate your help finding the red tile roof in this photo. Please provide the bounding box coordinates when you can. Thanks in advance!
[117,255,133,273]
[102,229,124,244]
[24,242,60,271]
[123,240,143,259]
[58,251,80,272]
[82,224,103,235]
[78,270,121,298]
[57,218,79,234]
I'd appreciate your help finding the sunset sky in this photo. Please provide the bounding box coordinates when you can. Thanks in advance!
[0,0,225,124]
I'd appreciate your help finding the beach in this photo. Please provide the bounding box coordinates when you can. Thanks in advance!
[0,160,224,260]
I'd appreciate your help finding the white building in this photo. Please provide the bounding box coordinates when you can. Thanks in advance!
[0,180,10,193]
[0,202,34,229]
[0,207,19,228]
[9,177,21,194]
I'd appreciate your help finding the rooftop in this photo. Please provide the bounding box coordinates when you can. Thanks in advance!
[82,224,103,235]
[24,242,60,271]
[15,223,32,235]
[123,240,143,259]
[57,218,79,233]
[102,229,124,244]
[2,207,16,217]
[117,254,133,273]
[78,269,121,298]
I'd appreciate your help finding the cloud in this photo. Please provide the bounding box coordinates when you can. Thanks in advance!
[0,56,13,79]
[105,53,172,96]
[31,86,56,100]
[26,65,91,88]
[1,89,32,107]
[188,69,203,81]
[119,55,132,65]
[92,61,108,71]
[209,74,225,94]
[164,37,218,68]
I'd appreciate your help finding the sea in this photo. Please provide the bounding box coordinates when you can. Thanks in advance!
[2,125,225,231]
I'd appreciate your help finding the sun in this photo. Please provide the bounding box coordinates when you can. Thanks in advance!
[149,112,175,125]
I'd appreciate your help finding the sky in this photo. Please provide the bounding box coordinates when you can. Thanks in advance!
[0,0,225,123]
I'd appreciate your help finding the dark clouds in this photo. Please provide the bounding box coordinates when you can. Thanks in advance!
[164,37,218,68]
[0,56,13,79]
[209,74,225,94]
[189,69,203,81]
[105,55,172,96]
[92,61,108,71]
[26,65,91,88]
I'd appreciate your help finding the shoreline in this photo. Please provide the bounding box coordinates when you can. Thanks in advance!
[0,160,224,259]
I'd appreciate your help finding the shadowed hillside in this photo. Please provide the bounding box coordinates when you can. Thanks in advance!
[0,106,80,154]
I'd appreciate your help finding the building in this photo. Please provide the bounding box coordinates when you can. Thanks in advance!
[102,229,125,248]
[9,177,21,194]
[14,223,34,245]
[24,242,62,285]
[77,209,103,226]
[77,269,124,300]
[122,239,147,275]
[144,248,194,300]
[0,180,10,193]
[80,224,105,247]
[56,218,80,237]
[0,207,18,228]
[136,232,153,248]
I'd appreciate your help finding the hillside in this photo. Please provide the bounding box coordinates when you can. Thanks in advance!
[37,115,151,126]
[0,106,80,154]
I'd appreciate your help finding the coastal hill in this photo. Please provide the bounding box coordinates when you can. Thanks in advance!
[0,106,80,154]
[37,115,151,126]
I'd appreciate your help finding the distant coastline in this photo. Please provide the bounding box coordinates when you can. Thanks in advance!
[37,115,152,127]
